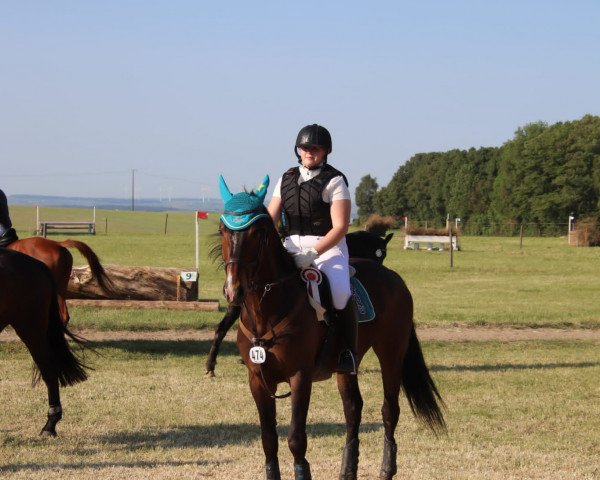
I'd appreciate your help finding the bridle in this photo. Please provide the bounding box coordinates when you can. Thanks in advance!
[221,219,298,399]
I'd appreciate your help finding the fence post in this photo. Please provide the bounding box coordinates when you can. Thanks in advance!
[519,223,524,250]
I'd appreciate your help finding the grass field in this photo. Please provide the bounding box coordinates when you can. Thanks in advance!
[10,205,600,330]
[0,338,598,479]
[2,206,599,479]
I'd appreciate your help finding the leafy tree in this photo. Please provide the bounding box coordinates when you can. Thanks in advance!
[354,175,379,219]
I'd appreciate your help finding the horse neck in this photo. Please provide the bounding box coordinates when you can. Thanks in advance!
[241,230,302,330]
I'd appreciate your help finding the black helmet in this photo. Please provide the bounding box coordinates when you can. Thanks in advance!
[294,124,332,162]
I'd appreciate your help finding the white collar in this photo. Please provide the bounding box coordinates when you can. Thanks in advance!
[299,164,322,181]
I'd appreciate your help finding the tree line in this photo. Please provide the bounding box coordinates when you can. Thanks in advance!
[355,114,600,235]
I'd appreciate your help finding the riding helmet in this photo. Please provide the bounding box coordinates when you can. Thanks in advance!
[294,124,332,162]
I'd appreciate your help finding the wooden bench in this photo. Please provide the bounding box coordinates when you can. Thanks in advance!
[404,234,459,251]
[39,221,96,237]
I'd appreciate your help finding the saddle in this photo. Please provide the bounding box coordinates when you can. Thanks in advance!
[301,266,375,323]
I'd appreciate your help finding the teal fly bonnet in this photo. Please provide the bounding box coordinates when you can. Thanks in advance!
[219,175,270,230]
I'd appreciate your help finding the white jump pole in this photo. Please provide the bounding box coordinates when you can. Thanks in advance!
[195,212,199,272]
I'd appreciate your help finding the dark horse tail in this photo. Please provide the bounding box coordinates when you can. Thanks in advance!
[33,287,89,387]
[58,239,116,297]
[402,326,446,434]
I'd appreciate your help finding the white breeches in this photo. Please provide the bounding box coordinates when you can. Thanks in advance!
[283,234,351,310]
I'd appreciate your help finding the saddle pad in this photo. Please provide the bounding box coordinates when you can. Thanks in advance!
[350,276,375,323]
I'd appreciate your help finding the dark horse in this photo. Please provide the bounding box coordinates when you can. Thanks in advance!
[205,230,394,376]
[7,237,115,325]
[0,248,89,436]
[217,176,445,480]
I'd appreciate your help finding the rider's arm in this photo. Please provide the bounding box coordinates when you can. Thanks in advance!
[312,199,350,255]
[267,196,282,227]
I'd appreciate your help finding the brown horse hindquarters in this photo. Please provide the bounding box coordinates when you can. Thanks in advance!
[351,258,414,359]
[8,238,73,324]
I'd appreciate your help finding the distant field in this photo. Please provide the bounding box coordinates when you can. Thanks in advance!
[9,205,600,330]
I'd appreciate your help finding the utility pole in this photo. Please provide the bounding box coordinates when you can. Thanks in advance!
[131,169,136,212]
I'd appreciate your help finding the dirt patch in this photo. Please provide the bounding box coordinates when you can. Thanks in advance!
[2,326,599,342]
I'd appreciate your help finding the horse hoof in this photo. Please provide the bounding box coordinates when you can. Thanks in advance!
[39,429,57,438]
[206,370,215,378]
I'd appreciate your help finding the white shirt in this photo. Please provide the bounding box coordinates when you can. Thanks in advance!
[271,165,351,203]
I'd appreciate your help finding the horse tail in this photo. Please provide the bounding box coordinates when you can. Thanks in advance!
[58,239,116,297]
[33,289,90,387]
[402,326,446,434]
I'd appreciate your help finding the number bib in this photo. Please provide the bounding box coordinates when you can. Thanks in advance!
[249,346,266,364]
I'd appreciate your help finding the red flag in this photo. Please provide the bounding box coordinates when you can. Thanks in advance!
[197,211,208,219]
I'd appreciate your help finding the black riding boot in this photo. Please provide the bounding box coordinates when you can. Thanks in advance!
[335,300,358,375]
[0,228,18,248]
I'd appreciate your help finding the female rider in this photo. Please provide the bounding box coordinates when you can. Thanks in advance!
[267,124,358,374]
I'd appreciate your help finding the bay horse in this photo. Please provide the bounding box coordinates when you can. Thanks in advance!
[205,231,393,376]
[7,237,115,325]
[0,248,89,436]
[217,176,445,480]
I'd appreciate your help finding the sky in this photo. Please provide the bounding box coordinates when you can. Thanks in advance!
[1,1,599,201]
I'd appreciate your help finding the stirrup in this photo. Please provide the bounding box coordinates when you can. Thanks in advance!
[337,349,357,375]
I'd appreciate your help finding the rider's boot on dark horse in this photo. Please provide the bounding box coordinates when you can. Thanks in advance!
[335,299,358,375]
[0,189,18,248]
[316,299,358,376]
[0,228,19,248]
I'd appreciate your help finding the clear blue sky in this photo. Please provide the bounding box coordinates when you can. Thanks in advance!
[2,1,599,200]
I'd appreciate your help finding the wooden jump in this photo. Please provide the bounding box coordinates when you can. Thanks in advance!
[404,234,459,251]
[39,221,96,237]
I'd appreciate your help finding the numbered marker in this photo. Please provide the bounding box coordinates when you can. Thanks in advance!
[180,271,198,282]
[249,346,266,364]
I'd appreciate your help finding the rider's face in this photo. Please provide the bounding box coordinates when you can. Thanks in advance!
[299,145,327,169]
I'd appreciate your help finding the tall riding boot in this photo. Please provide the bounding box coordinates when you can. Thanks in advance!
[335,299,358,375]
[0,227,18,248]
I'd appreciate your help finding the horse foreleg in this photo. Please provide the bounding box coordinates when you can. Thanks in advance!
[249,372,281,480]
[205,305,241,376]
[337,373,363,480]
[288,371,313,480]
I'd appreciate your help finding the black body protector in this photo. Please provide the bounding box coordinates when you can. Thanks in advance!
[279,164,348,237]
[0,189,18,247]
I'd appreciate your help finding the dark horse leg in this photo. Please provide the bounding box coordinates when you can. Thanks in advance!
[15,329,63,437]
[337,372,363,480]
[288,371,313,480]
[249,372,281,480]
[205,305,241,376]
[373,344,404,480]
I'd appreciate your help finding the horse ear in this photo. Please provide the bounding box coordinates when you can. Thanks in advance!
[219,175,234,203]
[254,175,270,203]
[385,233,394,244]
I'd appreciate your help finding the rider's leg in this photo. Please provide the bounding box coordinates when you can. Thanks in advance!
[314,240,357,374]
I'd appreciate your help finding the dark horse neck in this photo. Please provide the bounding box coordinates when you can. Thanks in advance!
[240,221,304,339]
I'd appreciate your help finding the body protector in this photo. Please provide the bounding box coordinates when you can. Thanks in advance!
[280,164,348,237]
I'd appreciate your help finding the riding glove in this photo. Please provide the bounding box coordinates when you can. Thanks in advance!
[293,247,319,269]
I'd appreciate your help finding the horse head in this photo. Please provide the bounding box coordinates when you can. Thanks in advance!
[345,230,394,263]
[218,175,273,305]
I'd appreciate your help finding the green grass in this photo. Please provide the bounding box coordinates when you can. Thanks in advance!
[0,338,598,479]
[9,206,600,329]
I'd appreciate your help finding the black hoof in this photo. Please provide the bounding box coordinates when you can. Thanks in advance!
[39,428,57,438]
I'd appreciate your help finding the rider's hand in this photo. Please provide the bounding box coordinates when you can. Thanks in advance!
[293,248,319,269]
